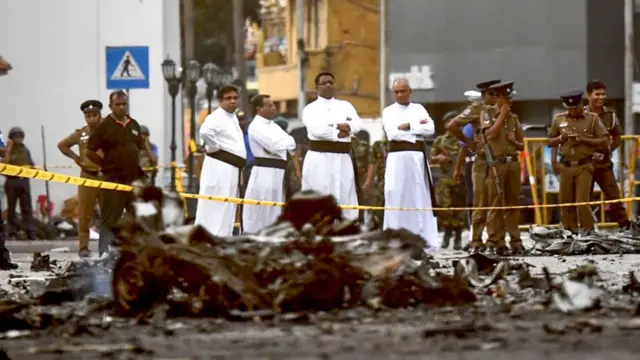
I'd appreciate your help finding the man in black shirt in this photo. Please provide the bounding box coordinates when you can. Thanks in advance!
[86,90,148,255]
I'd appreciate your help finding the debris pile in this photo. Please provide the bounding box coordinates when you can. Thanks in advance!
[109,189,478,317]
[528,224,640,255]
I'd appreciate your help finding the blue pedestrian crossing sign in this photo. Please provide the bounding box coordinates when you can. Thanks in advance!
[105,46,149,90]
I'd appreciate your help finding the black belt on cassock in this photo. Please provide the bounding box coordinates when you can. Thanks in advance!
[387,140,438,213]
[253,156,292,200]
[206,149,247,231]
[309,140,363,220]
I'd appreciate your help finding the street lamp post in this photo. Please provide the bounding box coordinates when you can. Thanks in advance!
[161,56,181,193]
[203,63,219,114]
[203,63,234,114]
[186,60,201,194]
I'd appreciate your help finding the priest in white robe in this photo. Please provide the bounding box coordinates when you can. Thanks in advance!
[301,72,363,220]
[196,86,246,236]
[382,78,439,248]
[243,94,296,233]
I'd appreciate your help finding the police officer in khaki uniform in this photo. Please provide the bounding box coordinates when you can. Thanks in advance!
[447,79,501,251]
[548,90,609,232]
[481,81,525,255]
[584,80,630,229]
[58,100,103,257]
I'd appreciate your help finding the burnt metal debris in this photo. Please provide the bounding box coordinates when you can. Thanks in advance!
[4,185,640,356]
[528,224,640,255]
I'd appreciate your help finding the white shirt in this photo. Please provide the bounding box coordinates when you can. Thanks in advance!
[302,97,363,142]
[248,115,296,159]
[199,107,246,158]
[382,102,434,142]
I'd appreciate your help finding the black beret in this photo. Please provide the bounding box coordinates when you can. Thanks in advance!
[80,100,103,113]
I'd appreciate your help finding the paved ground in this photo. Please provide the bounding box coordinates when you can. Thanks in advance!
[3,232,640,359]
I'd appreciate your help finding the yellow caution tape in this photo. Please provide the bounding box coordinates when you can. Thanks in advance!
[1,163,638,212]
[189,139,198,154]
[35,164,185,171]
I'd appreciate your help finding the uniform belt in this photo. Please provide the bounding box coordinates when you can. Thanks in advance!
[561,157,592,167]
[206,149,247,168]
[81,169,100,177]
[592,152,611,163]
[465,156,476,163]
[253,157,287,170]
[309,140,351,154]
[493,155,518,164]
[388,140,425,152]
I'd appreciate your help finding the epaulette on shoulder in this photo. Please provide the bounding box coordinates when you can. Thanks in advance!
[603,106,615,113]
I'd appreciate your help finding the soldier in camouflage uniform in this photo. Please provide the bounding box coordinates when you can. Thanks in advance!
[351,133,371,195]
[431,113,467,249]
[370,137,388,227]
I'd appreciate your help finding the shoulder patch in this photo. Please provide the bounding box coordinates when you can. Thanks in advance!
[483,112,492,124]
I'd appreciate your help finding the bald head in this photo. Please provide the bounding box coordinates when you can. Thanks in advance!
[392,78,412,105]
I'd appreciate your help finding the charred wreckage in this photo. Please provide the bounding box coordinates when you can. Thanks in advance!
[3,185,640,356]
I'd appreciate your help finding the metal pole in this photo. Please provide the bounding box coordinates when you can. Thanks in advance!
[379,0,388,117]
[169,93,177,192]
[296,0,306,117]
[188,82,197,193]
[233,0,249,115]
[625,0,634,137]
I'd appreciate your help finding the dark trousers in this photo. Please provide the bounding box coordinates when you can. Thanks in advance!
[464,160,474,221]
[4,177,35,238]
[98,188,134,255]
[0,198,6,249]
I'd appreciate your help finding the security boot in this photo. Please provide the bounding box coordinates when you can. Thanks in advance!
[453,229,463,250]
[0,248,18,270]
[441,229,452,249]
[510,242,525,255]
[465,239,485,253]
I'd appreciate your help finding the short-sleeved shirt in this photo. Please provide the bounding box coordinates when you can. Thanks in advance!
[548,111,608,162]
[87,114,144,183]
[586,106,621,150]
[480,108,524,157]
[63,125,102,172]
[452,101,483,141]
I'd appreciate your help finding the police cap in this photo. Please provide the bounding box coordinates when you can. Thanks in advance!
[560,89,584,108]
[488,81,515,97]
[80,100,103,113]
[476,80,501,90]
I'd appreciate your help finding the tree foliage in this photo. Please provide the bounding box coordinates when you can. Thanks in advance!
[191,0,261,69]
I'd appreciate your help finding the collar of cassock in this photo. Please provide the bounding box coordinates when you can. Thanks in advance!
[255,115,271,124]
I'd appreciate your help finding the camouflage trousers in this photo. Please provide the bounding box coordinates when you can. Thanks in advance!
[435,177,467,230]
[371,184,385,228]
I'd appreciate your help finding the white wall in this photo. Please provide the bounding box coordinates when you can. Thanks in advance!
[0,0,181,212]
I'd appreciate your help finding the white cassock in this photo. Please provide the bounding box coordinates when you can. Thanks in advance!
[382,102,439,248]
[196,108,246,236]
[301,97,363,220]
[242,115,296,233]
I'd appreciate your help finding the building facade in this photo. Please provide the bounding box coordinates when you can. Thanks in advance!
[256,0,380,117]
[0,0,180,210]
[388,0,631,131]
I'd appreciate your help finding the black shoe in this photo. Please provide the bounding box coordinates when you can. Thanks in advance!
[441,229,452,249]
[510,242,525,255]
[78,248,91,258]
[0,248,18,270]
[465,240,485,253]
[453,230,463,250]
